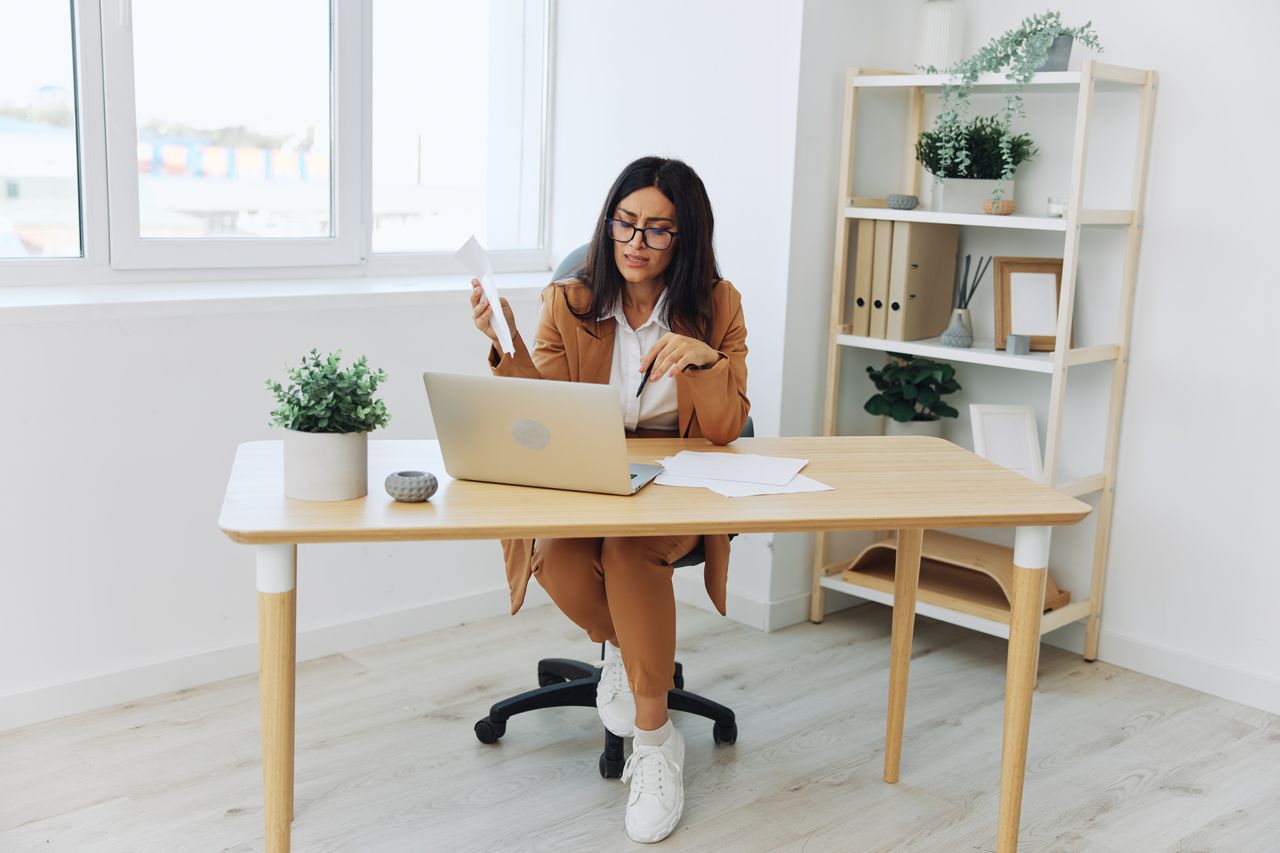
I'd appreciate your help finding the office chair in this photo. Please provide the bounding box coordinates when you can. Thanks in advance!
[472,245,744,779]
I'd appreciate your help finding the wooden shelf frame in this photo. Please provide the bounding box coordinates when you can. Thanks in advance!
[810,62,1158,662]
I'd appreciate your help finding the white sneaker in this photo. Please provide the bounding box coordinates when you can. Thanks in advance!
[594,644,635,737]
[622,725,685,843]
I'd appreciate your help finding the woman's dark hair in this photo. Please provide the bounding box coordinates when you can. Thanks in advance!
[570,156,720,343]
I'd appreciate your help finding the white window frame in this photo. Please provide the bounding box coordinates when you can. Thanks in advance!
[0,0,552,285]
[99,0,363,269]
[0,0,110,285]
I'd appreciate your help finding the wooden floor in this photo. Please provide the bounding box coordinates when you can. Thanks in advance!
[3,602,1278,853]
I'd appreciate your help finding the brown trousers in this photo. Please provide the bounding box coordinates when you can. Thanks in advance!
[531,534,700,696]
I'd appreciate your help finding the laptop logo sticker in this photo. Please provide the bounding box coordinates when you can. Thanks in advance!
[511,418,551,450]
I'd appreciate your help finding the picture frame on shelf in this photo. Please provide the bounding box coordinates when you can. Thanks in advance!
[969,404,1043,482]
[993,256,1070,352]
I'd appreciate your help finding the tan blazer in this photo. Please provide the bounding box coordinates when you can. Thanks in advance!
[487,278,750,616]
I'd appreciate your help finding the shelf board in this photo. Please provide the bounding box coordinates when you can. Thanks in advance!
[1057,474,1106,498]
[818,575,1090,639]
[852,71,1085,91]
[844,206,1067,231]
[836,334,1055,372]
[850,65,1149,92]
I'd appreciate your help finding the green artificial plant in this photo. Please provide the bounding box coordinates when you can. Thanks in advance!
[916,115,1036,180]
[919,10,1102,200]
[864,354,961,423]
[266,349,390,433]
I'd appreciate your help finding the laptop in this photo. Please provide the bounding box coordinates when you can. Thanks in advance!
[423,372,664,496]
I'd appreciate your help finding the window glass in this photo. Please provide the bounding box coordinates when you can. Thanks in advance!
[0,0,81,258]
[372,0,544,253]
[131,0,331,239]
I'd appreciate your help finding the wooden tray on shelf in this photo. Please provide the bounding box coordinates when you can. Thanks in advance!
[841,531,1070,624]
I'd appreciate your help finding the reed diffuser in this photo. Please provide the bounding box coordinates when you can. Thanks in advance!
[940,254,991,348]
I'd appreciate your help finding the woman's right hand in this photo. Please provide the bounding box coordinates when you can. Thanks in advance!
[470,279,517,345]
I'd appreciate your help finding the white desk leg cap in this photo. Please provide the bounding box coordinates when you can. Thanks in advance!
[256,544,297,593]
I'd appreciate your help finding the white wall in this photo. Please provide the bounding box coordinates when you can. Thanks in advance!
[0,286,554,730]
[776,0,1280,714]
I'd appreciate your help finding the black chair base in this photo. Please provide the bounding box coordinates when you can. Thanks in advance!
[474,654,738,779]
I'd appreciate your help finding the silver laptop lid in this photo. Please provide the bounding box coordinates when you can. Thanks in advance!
[423,372,637,495]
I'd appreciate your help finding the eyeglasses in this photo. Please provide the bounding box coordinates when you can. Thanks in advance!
[605,218,678,251]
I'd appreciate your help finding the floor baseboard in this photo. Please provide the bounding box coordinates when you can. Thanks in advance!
[0,585,543,733]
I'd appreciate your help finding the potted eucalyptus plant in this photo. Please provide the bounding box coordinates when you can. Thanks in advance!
[917,115,1036,214]
[266,349,390,501]
[919,11,1101,208]
[864,354,961,438]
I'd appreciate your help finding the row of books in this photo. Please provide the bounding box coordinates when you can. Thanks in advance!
[849,220,959,341]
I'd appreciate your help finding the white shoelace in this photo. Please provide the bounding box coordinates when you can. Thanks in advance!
[594,657,631,701]
[621,745,681,796]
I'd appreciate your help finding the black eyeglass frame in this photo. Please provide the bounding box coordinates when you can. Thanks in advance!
[603,218,679,251]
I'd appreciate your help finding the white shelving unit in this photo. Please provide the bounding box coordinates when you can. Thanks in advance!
[809,61,1157,656]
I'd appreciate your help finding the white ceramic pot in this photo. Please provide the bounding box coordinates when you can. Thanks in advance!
[282,429,369,501]
[884,417,944,438]
[915,0,965,71]
[934,178,1015,214]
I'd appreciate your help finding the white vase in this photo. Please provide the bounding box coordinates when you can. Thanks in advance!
[934,178,1014,214]
[282,429,369,501]
[915,0,965,72]
[884,418,944,438]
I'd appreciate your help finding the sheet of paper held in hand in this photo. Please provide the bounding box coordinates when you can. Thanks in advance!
[455,235,514,355]
[654,451,833,498]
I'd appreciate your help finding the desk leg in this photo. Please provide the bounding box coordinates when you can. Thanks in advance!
[257,544,297,853]
[883,527,923,784]
[998,527,1050,853]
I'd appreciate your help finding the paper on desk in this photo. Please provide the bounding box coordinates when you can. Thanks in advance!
[658,451,808,486]
[454,235,514,355]
[656,472,832,498]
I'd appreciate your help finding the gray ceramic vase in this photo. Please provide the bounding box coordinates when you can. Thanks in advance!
[385,470,438,502]
[887,194,919,210]
[940,308,974,348]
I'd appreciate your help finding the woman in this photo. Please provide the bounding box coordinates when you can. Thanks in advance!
[469,156,748,844]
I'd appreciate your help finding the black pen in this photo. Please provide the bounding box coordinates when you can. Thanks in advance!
[636,361,654,398]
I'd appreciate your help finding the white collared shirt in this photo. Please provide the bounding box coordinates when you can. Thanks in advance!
[608,289,679,433]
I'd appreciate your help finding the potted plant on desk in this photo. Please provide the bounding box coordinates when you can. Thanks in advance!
[864,354,961,438]
[266,349,390,501]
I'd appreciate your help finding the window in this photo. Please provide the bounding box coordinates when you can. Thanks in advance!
[372,0,547,256]
[131,0,332,241]
[1,0,550,279]
[0,0,82,259]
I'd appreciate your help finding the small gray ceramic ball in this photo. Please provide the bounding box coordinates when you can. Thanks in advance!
[385,470,438,502]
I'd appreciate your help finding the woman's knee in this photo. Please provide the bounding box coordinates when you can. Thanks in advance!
[532,537,603,581]
[600,535,695,572]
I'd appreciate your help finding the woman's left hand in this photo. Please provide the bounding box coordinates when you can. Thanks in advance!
[641,333,721,381]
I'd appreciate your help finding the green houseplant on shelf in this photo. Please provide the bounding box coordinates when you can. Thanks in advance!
[864,354,961,438]
[919,10,1102,209]
[917,115,1036,214]
[266,349,390,501]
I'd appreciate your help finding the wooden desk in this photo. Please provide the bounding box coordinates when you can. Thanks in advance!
[219,437,1090,852]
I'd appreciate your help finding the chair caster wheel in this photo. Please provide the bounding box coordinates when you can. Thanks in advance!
[599,751,624,779]
[538,671,566,687]
[474,717,506,744]
[713,721,737,745]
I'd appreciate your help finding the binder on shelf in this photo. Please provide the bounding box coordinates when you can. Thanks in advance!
[850,220,876,336]
[886,222,960,342]
[868,220,893,338]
